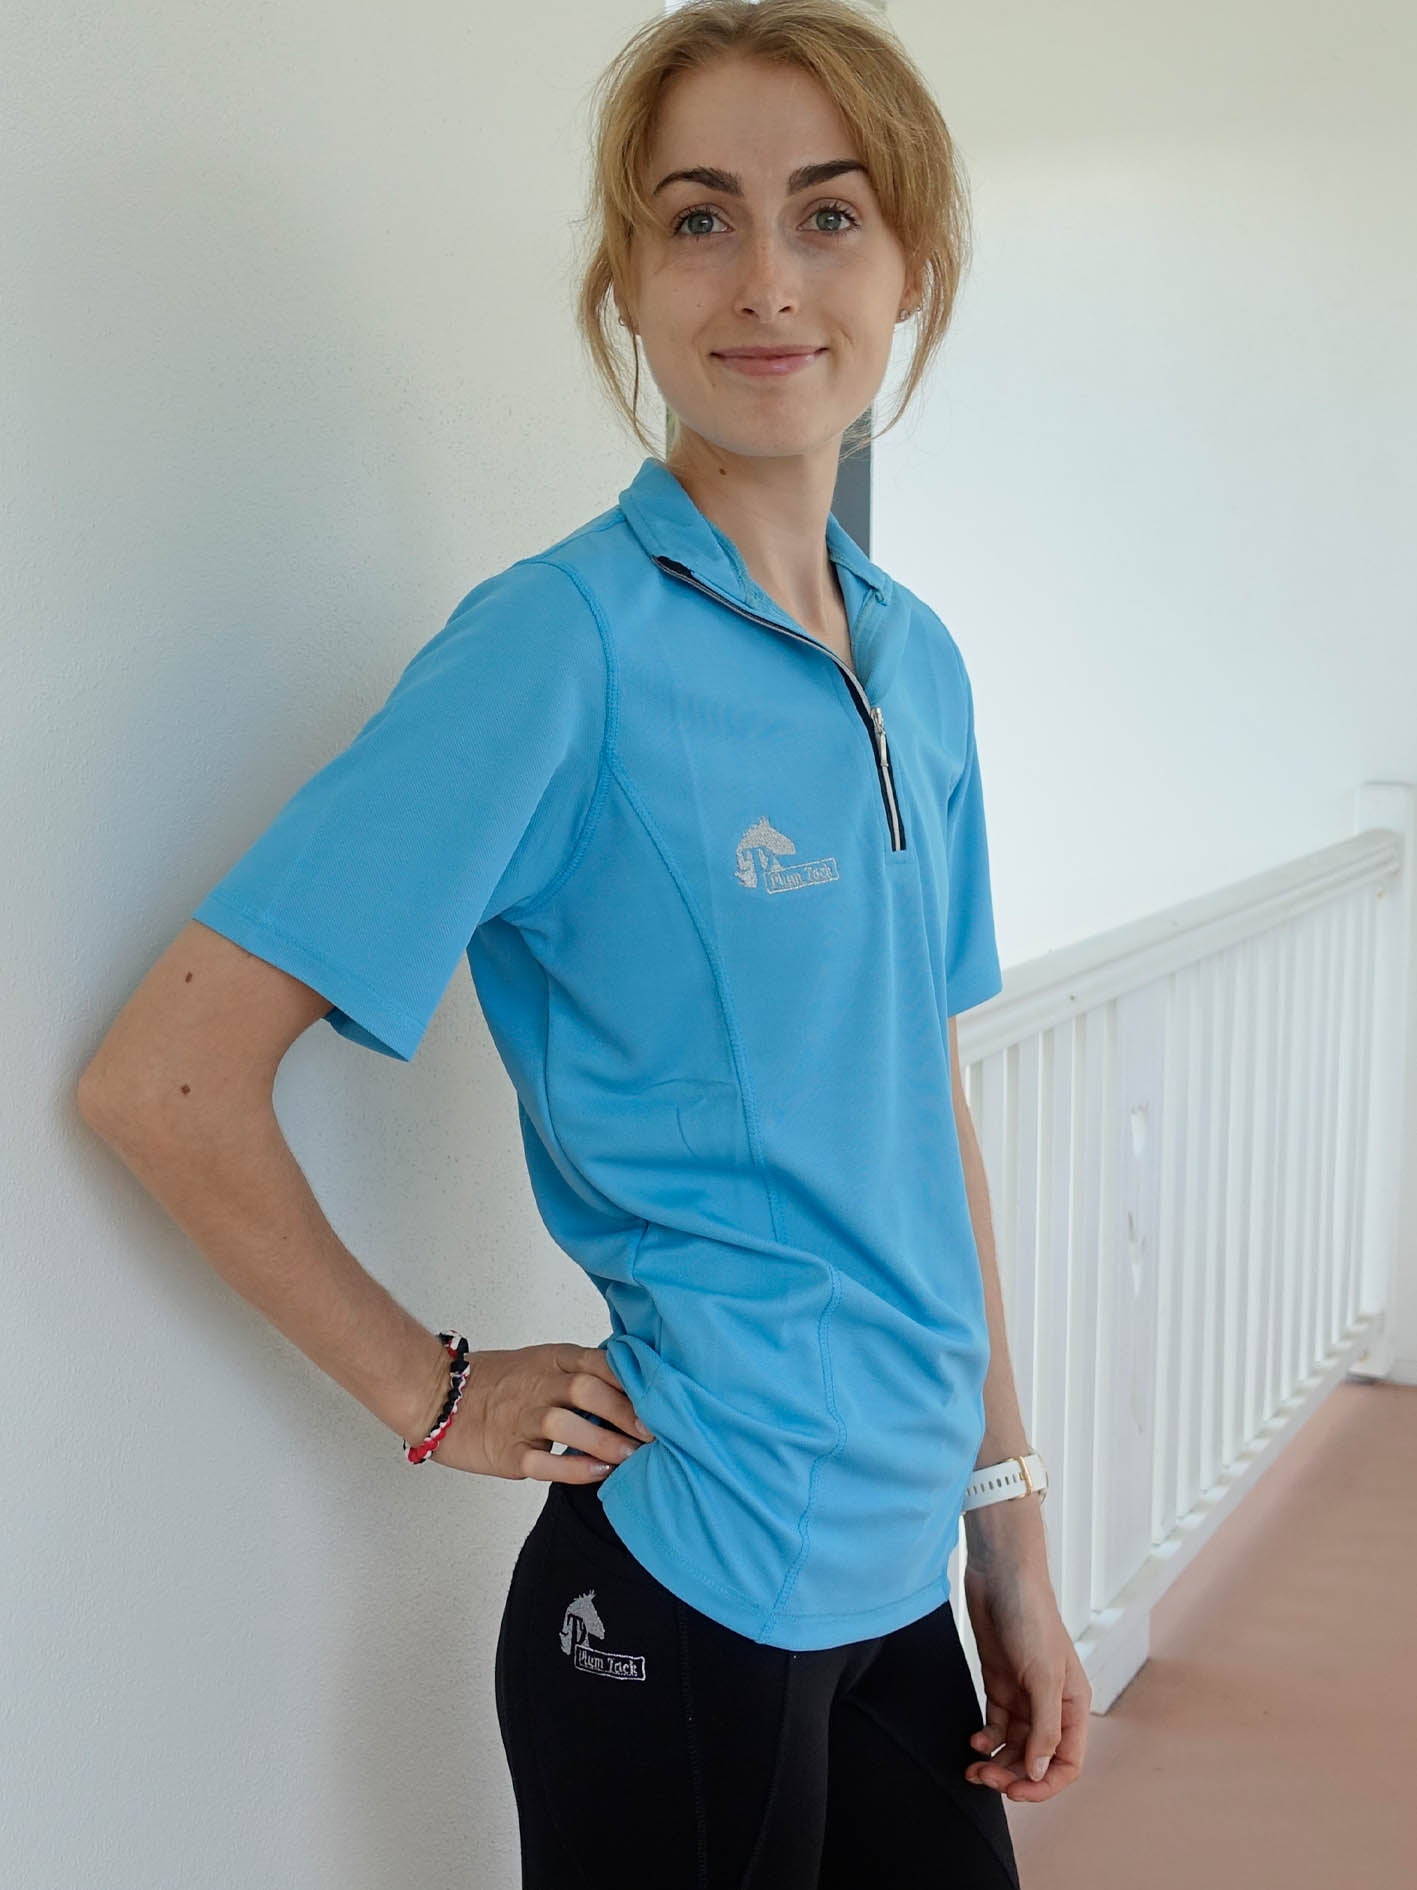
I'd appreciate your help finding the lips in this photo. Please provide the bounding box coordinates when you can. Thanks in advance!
[713,346,827,378]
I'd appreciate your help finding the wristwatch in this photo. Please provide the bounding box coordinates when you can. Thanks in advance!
[962,1450,1049,1511]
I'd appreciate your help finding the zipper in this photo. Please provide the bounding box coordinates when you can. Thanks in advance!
[654,555,907,852]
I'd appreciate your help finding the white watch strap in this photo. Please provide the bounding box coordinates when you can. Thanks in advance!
[962,1450,1048,1510]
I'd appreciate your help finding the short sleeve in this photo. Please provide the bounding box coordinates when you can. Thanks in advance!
[943,653,1004,1017]
[191,556,609,1062]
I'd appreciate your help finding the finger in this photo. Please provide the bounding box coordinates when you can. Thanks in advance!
[1000,1693,1087,1800]
[1047,1690,1090,1774]
[965,1744,1025,1790]
[965,1755,1011,1787]
[965,1725,1024,1789]
[978,1698,1011,1749]
[564,1348,655,1441]
[542,1406,644,1465]
[518,1440,618,1485]
[967,1727,1017,1765]
[1002,1749,1082,1801]
[1023,1690,1064,1782]
[965,1708,1032,1789]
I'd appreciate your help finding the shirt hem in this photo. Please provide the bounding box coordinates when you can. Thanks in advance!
[945,962,1004,1016]
[191,891,424,1061]
[596,1472,957,1652]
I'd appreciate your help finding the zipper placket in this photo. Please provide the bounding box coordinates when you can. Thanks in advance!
[654,555,907,852]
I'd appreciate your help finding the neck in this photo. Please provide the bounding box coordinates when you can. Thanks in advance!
[665,436,845,634]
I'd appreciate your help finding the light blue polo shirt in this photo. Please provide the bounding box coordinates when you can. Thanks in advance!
[192,455,1005,1651]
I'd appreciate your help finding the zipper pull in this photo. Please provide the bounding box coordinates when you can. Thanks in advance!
[870,702,888,752]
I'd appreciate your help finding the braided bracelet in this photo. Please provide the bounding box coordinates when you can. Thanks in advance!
[403,1329,472,1465]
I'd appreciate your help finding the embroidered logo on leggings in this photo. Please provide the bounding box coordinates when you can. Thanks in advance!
[558,1589,647,1681]
[734,815,838,893]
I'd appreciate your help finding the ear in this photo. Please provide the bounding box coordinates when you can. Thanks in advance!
[901,257,925,318]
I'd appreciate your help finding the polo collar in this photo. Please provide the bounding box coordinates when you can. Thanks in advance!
[617,455,894,610]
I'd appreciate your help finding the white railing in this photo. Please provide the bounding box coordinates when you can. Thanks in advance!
[951,786,1412,1711]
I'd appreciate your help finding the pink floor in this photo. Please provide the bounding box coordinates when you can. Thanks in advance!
[1007,1378,1417,1889]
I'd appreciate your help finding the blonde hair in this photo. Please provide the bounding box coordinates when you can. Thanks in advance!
[572,0,973,462]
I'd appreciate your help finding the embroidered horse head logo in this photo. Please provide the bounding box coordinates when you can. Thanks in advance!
[557,1584,649,1681]
[734,814,839,896]
[558,1588,604,1658]
[735,815,797,889]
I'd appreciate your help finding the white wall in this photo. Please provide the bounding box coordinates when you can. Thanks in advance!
[7,3,1414,1885]
[4,6,651,1887]
[878,0,1417,1372]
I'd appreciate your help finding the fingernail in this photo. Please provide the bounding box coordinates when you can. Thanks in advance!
[634,1419,654,1440]
[593,1460,612,1475]
[1030,1757,1047,1780]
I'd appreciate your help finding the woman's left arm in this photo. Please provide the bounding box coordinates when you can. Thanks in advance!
[948,1015,1093,1801]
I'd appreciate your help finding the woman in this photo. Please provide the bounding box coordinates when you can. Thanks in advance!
[79,3,1089,1883]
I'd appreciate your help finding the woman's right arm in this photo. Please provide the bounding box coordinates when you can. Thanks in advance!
[76,917,459,1445]
[75,918,648,1475]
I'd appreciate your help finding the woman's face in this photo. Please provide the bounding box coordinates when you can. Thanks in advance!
[622,55,917,463]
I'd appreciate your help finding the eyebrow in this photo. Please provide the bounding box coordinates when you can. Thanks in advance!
[650,159,869,198]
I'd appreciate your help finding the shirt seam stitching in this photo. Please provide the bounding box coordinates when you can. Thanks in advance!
[605,756,786,1248]
[762,1267,849,1634]
[498,556,619,920]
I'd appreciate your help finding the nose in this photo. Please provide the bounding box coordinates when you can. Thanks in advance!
[731,229,801,321]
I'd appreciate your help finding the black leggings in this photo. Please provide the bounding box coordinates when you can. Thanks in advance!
[494,1471,1022,1889]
